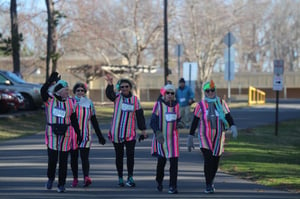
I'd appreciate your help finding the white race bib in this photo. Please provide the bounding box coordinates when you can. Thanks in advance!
[79,97,91,108]
[121,103,134,112]
[165,112,177,122]
[53,107,66,118]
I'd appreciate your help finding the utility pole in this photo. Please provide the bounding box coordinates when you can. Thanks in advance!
[164,0,168,85]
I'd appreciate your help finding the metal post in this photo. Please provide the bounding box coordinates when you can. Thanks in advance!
[228,34,231,103]
[164,0,168,85]
[275,90,279,136]
[177,45,181,80]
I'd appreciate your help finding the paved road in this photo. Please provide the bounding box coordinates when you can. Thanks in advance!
[0,102,299,199]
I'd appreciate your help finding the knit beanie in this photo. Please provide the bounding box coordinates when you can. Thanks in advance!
[54,80,68,93]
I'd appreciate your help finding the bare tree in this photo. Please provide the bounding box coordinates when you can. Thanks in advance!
[10,0,21,75]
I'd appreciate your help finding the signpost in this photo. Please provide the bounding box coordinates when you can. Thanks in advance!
[175,44,183,80]
[223,32,236,102]
[183,62,198,93]
[273,59,284,136]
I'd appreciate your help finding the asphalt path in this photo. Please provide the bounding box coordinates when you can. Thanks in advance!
[0,102,299,199]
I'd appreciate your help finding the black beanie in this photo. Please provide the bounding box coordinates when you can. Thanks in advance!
[179,78,185,83]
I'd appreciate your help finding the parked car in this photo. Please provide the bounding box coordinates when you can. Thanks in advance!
[0,89,25,113]
[0,70,43,110]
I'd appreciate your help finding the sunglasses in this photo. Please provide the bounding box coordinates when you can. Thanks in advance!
[120,85,129,89]
[166,91,175,95]
[205,89,215,93]
[76,89,85,92]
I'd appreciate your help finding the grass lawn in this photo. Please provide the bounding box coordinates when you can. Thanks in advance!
[220,119,300,193]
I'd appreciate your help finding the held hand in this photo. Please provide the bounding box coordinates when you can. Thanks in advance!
[187,135,194,152]
[98,135,106,145]
[77,133,83,145]
[138,131,148,142]
[156,131,164,144]
[177,121,185,129]
[231,125,238,139]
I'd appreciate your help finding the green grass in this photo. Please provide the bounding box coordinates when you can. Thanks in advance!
[220,119,300,193]
[0,110,45,140]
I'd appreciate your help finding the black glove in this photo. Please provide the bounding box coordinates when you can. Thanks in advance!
[47,72,60,84]
[77,133,83,145]
[98,135,106,145]
[138,134,148,142]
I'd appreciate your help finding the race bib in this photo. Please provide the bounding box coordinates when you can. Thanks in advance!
[121,103,134,112]
[79,97,91,108]
[165,112,177,122]
[179,98,186,103]
[53,107,66,118]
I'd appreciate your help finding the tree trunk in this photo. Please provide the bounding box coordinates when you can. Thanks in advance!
[10,0,20,76]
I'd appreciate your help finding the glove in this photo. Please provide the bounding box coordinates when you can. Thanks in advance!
[77,133,83,145]
[98,135,106,145]
[47,72,60,84]
[155,131,164,144]
[177,121,185,129]
[138,134,146,142]
[231,125,238,139]
[187,135,194,152]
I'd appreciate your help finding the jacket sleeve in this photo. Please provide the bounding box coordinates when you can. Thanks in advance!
[40,82,51,102]
[105,84,116,101]
[70,112,80,135]
[136,109,146,130]
[189,116,199,136]
[91,115,104,138]
[150,113,160,133]
[225,113,235,127]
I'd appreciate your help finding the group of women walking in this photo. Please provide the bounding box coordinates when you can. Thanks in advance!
[41,72,238,194]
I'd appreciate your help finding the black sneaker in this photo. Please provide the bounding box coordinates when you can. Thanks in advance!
[45,179,53,190]
[157,184,163,192]
[57,185,66,193]
[168,187,178,194]
[126,176,136,187]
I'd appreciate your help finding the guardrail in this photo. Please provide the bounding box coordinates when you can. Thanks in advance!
[248,86,266,105]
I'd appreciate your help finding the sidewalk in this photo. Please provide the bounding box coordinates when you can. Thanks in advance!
[0,129,299,199]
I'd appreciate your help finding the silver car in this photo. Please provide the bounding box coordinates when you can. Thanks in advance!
[0,70,43,110]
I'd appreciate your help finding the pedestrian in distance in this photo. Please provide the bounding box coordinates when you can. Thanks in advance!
[69,82,106,188]
[40,72,83,193]
[175,78,195,128]
[105,75,148,188]
[187,80,238,194]
[150,84,184,194]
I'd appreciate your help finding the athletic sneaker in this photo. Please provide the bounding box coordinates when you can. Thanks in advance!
[204,184,215,194]
[71,178,78,187]
[83,176,92,187]
[57,185,66,193]
[157,183,163,192]
[168,186,178,194]
[46,179,53,190]
[118,177,124,187]
[126,176,136,187]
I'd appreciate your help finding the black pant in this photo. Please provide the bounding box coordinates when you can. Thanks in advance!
[201,148,220,186]
[113,140,136,178]
[156,156,178,188]
[70,148,90,179]
[47,148,69,186]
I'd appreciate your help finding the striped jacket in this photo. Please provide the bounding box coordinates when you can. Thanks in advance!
[193,99,230,156]
[150,100,180,158]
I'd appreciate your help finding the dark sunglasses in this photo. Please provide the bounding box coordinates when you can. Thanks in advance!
[76,89,85,92]
[166,91,175,95]
[205,89,215,93]
[120,85,129,89]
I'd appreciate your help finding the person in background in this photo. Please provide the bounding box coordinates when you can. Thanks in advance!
[40,72,82,193]
[175,78,194,128]
[105,75,148,188]
[187,80,238,194]
[69,82,106,188]
[150,84,184,194]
